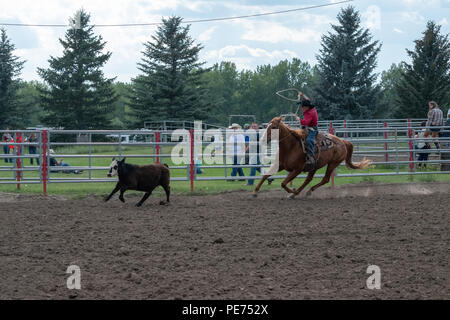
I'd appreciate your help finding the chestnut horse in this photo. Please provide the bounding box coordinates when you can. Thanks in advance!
[253,117,372,199]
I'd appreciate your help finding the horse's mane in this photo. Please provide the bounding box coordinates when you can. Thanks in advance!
[278,119,307,140]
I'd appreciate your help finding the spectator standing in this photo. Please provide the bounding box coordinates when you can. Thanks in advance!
[2,129,13,163]
[228,123,245,181]
[244,124,251,165]
[28,133,40,165]
[414,121,431,170]
[424,101,444,149]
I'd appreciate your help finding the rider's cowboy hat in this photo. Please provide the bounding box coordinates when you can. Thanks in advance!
[301,99,315,109]
[229,123,242,129]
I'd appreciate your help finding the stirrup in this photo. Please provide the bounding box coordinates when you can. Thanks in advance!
[306,155,315,165]
[304,156,315,171]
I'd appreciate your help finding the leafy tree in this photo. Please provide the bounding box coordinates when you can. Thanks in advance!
[202,62,241,125]
[242,59,315,122]
[0,28,25,128]
[314,6,382,120]
[203,59,315,126]
[38,10,117,130]
[379,63,406,118]
[14,81,46,128]
[395,21,450,118]
[110,82,133,129]
[130,16,211,127]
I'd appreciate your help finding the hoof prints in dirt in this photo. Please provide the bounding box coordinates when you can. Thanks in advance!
[0,184,449,299]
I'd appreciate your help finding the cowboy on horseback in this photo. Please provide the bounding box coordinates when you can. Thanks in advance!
[293,92,318,169]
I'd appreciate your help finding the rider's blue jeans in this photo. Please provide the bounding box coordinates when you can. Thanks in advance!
[306,127,318,158]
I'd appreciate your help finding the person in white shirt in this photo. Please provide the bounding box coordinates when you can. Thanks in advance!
[228,123,245,181]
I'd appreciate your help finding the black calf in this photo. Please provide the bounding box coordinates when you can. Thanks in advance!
[105,158,170,207]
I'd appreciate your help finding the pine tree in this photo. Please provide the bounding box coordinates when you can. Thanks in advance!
[314,6,382,120]
[38,10,117,130]
[129,16,211,127]
[0,28,25,128]
[395,21,450,118]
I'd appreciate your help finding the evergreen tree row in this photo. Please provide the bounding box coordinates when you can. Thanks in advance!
[0,7,449,130]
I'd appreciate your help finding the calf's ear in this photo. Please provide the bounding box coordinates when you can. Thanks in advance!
[112,157,116,161]
[120,157,126,163]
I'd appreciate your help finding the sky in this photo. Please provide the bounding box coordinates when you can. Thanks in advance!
[1,0,449,82]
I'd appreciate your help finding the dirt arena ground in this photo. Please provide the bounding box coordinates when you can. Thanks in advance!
[0,182,449,300]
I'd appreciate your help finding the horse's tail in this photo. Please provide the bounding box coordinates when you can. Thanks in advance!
[343,140,372,170]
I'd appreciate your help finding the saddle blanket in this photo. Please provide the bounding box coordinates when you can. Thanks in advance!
[315,132,335,152]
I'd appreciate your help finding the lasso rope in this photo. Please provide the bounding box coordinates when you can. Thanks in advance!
[276,88,301,102]
[276,88,301,115]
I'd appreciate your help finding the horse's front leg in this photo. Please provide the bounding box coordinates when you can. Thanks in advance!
[253,163,283,198]
[253,175,271,197]
[291,170,316,198]
[281,169,302,195]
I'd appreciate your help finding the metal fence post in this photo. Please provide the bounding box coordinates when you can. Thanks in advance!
[344,119,347,139]
[38,131,43,183]
[118,133,122,159]
[395,129,399,174]
[384,122,389,164]
[189,129,195,192]
[42,130,48,196]
[156,132,161,164]
[88,133,92,180]
[408,119,414,174]
[15,132,22,190]
[329,121,335,188]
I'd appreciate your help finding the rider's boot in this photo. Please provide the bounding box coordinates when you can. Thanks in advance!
[304,152,316,172]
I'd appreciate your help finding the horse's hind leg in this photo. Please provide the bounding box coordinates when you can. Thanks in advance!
[307,162,339,196]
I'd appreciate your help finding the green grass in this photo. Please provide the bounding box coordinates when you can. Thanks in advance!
[1,144,449,197]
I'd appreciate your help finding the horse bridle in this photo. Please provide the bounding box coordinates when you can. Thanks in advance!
[266,121,305,151]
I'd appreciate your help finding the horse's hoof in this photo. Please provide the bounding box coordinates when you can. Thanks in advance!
[287,194,295,200]
[136,203,142,208]
[159,201,168,206]
[252,193,258,198]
